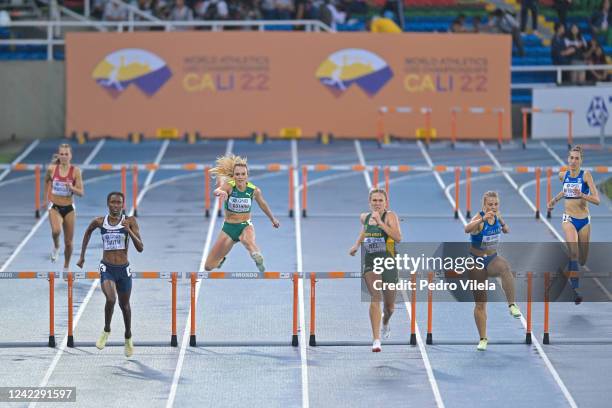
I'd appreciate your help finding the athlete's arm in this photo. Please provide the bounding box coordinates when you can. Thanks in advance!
[558,171,565,182]
[76,217,102,268]
[498,214,509,233]
[581,171,600,205]
[69,167,84,197]
[349,213,367,256]
[254,188,280,228]
[123,217,144,252]
[548,190,565,210]
[379,211,402,242]
[214,183,232,201]
[464,213,485,234]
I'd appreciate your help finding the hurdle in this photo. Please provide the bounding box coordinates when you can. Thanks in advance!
[0,272,58,347]
[521,108,574,150]
[377,106,435,148]
[451,107,505,149]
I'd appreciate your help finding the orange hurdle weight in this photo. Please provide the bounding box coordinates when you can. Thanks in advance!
[426,271,433,345]
[543,272,550,344]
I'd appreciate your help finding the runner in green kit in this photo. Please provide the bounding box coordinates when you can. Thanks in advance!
[350,188,402,352]
[204,155,280,272]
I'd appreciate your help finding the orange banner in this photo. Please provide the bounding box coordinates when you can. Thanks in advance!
[65,32,511,140]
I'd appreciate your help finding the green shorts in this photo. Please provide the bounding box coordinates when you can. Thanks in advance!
[222,220,252,242]
[363,257,398,284]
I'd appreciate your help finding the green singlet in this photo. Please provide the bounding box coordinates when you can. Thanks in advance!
[362,211,398,283]
[222,180,257,242]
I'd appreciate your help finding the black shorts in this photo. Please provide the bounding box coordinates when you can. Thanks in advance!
[51,203,74,218]
[99,261,132,293]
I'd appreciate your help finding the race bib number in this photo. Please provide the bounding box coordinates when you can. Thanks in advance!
[562,213,572,223]
[52,180,71,196]
[563,182,581,198]
[99,263,106,273]
[126,266,132,278]
[102,233,126,251]
[227,197,251,213]
[364,237,386,253]
[481,234,500,248]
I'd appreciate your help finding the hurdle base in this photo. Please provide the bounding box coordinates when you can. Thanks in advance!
[133,209,138,217]
[205,209,210,218]
[466,210,471,219]
[302,209,307,218]
[189,335,196,347]
[35,209,40,219]
[217,209,222,217]
[426,333,432,345]
[292,334,299,347]
[171,334,178,347]
[410,333,417,346]
[543,333,550,344]
[535,210,540,219]
[525,332,532,345]
[454,210,458,219]
[309,334,316,346]
[67,335,74,348]
[48,335,56,348]
[289,209,294,218]
[522,142,526,150]
[547,210,551,219]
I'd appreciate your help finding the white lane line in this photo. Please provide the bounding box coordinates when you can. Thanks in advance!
[540,141,565,166]
[291,139,310,408]
[0,139,40,182]
[417,141,468,225]
[31,139,167,408]
[0,174,35,188]
[0,139,105,273]
[357,140,445,408]
[479,141,579,408]
[166,139,233,408]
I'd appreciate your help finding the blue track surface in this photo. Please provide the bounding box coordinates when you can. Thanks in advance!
[1,138,611,407]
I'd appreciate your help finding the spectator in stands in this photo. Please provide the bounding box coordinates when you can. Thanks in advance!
[520,0,538,34]
[590,0,612,45]
[472,16,483,33]
[564,23,588,84]
[92,0,106,20]
[551,22,570,65]
[319,0,346,31]
[103,0,128,21]
[137,0,155,18]
[260,0,277,19]
[276,0,295,20]
[586,44,609,82]
[489,9,525,57]
[195,0,229,20]
[369,12,401,33]
[553,0,571,28]
[169,0,194,29]
[450,15,467,33]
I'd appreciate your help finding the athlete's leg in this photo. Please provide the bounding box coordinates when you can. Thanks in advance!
[487,255,516,305]
[382,289,396,325]
[240,225,265,272]
[48,207,62,260]
[364,272,383,341]
[578,223,591,266]
[204,231,235,271]
[471,267,488,340]
[117,288,132,339]
[101,279,117,332]
[62,210,75,270]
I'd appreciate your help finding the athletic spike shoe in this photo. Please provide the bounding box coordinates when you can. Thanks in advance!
[96,330,110,350]
[217,257,226,269]
[477,338,488,351]
[251,252,265,273]
[124,337,134,358]
[509,304,522,319]
[51,247,60,263]
[372,339,382,352]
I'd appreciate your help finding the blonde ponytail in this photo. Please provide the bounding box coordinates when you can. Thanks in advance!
[210,154,248,183]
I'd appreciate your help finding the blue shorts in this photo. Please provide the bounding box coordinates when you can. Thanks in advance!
[470,252,498,270]
[562,213,590,233]
[99,261,132,293]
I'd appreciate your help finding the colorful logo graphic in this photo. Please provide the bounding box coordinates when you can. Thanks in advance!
[315,49,393,97]
[92,49,172,98]
[586,96,609,128]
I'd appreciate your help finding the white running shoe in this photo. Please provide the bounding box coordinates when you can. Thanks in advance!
[96,330,110,350]
[372,339,382,352]
[251,252,265,273]
[51,247,60,263]
[382,323,391,340]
